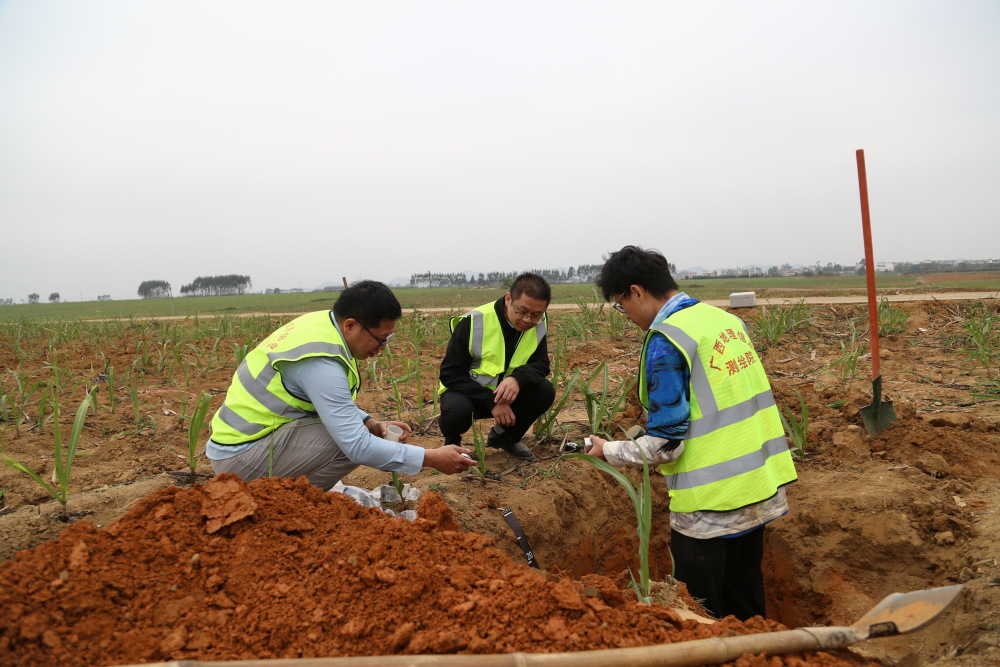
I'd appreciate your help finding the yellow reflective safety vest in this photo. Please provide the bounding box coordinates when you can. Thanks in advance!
[439,302,547,393]
[639,302,797,513]
[210,310,360,445]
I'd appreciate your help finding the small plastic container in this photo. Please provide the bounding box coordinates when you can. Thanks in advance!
[385,424,404,442]
[729,292,756,308]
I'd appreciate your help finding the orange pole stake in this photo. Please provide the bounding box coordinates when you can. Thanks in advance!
[856,149,881,381]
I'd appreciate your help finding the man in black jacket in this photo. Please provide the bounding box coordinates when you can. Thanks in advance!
[438,273,555,459]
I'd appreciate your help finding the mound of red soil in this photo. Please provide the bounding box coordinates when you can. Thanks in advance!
[0,475,866,666]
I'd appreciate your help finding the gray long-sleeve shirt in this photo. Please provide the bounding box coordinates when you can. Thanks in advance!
[206,356,423,475]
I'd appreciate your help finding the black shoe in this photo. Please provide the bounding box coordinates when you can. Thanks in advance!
[487,430,533,460]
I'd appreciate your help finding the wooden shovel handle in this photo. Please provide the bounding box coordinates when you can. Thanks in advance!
[856,149,881,380]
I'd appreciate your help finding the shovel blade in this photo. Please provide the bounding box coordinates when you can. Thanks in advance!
[860,376,897,437]
[852,585,963,639]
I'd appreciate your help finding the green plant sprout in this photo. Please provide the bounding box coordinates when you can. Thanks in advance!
[778,390,809,458]
[580,362,637,437]
[877,297,910,336]
[186,392,213,484]
[749,300,809,349]
[35,386,53,433]
[106,366,122,413]
[534,368,582,442]
[826,322,864,388]
[390,472,405,501]
[563,431,653,603]
[963,303,997,374]
[3,390,95,520]
[128,384,143,431]
[469,416,488,482]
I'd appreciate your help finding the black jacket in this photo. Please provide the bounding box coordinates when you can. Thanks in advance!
[438,297,550,411]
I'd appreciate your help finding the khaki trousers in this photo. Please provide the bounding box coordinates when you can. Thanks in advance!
[209,417,358,491]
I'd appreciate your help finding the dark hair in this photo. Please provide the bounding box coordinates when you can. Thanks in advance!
[510,273,551,303]
[595,245,679,301]
[332,280,402,327]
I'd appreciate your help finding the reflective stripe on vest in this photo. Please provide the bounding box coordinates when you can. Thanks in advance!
[640,302,796,512]
[439,303,546,393]
[210,311,360,445]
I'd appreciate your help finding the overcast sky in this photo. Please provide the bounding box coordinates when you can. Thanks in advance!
[1,1,997,302]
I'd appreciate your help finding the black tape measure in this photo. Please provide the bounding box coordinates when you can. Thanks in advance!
[499,507,540,569]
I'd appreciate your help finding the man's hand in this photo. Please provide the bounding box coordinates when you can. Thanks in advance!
[493,377,520,405]
[491,403,515,426]
[424,445,477,474]
[367,419,412,442]
[586,435,608,460]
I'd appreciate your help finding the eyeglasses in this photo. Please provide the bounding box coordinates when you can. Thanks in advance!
[613,292,630,314]
[510,302,546,322]
[360,323,393,347]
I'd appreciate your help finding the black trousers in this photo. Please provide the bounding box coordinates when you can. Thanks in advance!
[670,525,767,621]
[439,380,555,446]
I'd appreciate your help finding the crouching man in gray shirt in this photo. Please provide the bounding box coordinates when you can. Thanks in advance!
[207,280,475,489]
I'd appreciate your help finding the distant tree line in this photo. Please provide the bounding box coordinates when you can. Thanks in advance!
[895,260,999,274]
[408,265,604,288]
[0,298,13,306]
[137,280,173,299]
[179,274,253,297]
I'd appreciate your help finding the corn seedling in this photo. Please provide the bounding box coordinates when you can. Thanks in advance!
[826,322,864,388]
[362,358,381,387]
[606,308,628,338]
[785,299,812,329]
[778,390,809,458]
[581,363,638,437]
[390,472,406,507]
[563,437,653,603]
[877,297,910,336]
[232,342,251,365]
[204,336,223,374]
[550,338,566,386]
[186,392,213,484]
[559,317,590,342]
[469,416,488,482]
[35,386,53,433]
[411,365,436,425]
[963,304,998,374]
[750,299,812,349]
[9,371,43,418]
[41,364,71,394]
[129,385,143,430]
[534,368,582,442]
[389,378,406,419]
[124,385,156,435]
[106,366,122,413]
[2,390,95,519]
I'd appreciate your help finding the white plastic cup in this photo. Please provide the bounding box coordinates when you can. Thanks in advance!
[385,424,404,442]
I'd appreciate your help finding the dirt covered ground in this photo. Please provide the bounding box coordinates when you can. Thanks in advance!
[2,295,999,665]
